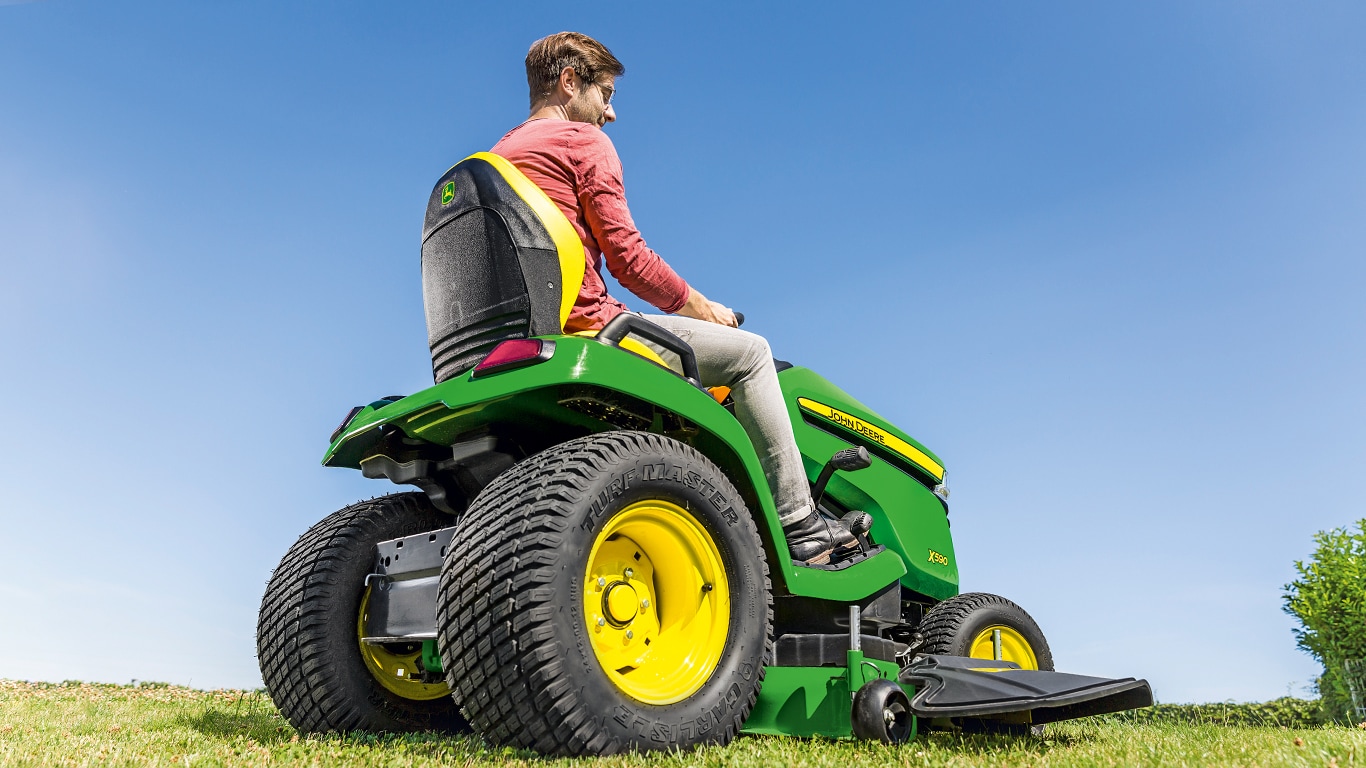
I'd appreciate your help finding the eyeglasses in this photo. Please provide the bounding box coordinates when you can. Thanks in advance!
[568,67,615,105]
[594,81,615,105]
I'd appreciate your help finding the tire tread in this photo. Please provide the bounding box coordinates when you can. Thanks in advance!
[257,493,464,733]
[917,591,1053,671]
[436,431,772,755]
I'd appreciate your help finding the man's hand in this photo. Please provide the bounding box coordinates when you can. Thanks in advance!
[677,286,737,327]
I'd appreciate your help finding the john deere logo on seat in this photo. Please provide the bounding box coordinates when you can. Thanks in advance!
[441,181,455,206]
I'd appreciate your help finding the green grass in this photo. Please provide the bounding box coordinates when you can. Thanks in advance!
[2,680,1364,767]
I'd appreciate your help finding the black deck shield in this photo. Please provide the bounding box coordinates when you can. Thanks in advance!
[900,655,1154,724]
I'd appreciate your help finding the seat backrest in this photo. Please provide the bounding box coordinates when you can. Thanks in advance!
[421,152,586,383]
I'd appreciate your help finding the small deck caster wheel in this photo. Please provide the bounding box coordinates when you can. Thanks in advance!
[852,678,913,743]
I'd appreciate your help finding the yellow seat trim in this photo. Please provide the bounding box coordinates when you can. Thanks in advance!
[464,152,587,332]
[449,153,686,377]
[574,330,671,369]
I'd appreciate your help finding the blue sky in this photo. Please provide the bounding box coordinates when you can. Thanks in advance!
[1,1,1362,703]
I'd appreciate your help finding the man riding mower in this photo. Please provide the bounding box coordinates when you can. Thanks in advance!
[256,32,1152,757]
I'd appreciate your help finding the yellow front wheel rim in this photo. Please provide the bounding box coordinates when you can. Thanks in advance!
[969,625,1039,670]
[583,499,731,705]
[357,588,450,701]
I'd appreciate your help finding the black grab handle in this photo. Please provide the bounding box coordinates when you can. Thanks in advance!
[597,313,703,388]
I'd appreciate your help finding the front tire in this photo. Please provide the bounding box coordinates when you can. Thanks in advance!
[916,593,1052,735]
[436,431,772,756]
[257,493,467,733]
[917,592,1053,671]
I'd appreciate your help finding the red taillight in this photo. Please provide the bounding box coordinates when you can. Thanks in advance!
[471,339,556,378]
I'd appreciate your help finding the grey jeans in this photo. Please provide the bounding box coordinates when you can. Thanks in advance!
[637,314,811,525]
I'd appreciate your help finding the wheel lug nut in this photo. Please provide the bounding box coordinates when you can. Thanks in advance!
[624,568,634,579]
[641,599,650,609]
[625,630,634,639]
[596,616,605,627]
[597,577,606,587]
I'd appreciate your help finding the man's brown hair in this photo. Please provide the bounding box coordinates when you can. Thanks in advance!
[525,32,624,108]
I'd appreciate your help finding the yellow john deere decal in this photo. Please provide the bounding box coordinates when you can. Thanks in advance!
[440,181,455,205]
[796,398,944,481]
[927,549,950,567]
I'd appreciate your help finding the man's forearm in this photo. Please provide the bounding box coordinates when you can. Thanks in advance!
[676,285,738,327]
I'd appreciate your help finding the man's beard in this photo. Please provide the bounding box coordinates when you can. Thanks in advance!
[566,95,604,126]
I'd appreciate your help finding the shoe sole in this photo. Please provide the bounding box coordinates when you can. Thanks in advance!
[794,548,834,566]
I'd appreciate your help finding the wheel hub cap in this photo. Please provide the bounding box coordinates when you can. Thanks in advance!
[603,581,639,626]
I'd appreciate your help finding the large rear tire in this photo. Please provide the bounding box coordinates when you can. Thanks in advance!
[257,493,467,733]
[436,431,771,756]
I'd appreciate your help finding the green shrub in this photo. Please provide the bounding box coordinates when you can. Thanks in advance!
[1282,519,1366,723]
[1108,697,1320,728]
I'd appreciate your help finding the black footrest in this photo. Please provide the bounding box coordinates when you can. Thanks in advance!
[792,544,885,570]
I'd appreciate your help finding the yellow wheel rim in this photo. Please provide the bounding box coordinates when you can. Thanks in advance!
[583,499,730,705]
[357,588,450,701]
[969,625,1039,670]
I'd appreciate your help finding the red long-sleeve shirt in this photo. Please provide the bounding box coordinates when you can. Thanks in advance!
[491,119,690,333]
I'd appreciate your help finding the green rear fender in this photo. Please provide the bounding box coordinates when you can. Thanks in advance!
[323,336,906,601]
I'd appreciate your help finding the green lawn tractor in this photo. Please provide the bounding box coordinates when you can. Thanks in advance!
[256,152,1153,756]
